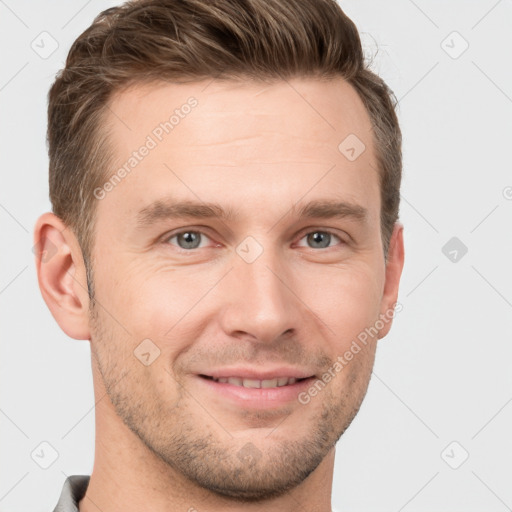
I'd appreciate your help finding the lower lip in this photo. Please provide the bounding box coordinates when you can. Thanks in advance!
[197,376,316,408]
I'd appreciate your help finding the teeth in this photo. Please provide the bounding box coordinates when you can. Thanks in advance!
[261,378,278,388]
[211,376,302,388]
[243,379,261,388]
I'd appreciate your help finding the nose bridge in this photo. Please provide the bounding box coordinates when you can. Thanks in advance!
[219,241,299,342]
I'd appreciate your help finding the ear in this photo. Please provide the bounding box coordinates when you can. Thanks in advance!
[377,222,405,339]
[33,212,91,340]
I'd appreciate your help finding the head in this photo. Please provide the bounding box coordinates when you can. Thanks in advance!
[35,0,404,503]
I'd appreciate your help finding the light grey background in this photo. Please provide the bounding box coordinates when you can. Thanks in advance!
[1,1,511,511]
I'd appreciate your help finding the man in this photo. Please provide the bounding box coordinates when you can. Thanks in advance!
[34,0,404,510]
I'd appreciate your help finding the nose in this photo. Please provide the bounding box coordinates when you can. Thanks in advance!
[217,246,302,345]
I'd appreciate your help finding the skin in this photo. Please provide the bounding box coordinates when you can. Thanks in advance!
[34,77,404,512]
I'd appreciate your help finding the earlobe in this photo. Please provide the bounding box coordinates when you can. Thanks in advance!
[33,212,91,340]
[378,222,405,339]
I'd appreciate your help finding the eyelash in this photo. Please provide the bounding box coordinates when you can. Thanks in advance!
[163,228,347,252]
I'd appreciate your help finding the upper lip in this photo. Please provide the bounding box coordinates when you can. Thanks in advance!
[199,367,315,380]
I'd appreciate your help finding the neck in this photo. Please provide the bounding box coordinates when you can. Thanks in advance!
[79,364,336,512]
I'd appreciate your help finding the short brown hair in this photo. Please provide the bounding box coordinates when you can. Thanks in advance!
[48,0,402,296]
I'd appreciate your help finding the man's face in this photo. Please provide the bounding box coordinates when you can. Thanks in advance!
[89,77,396,500]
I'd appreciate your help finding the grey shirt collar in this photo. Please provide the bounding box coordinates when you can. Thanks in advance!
[53,475,90,512]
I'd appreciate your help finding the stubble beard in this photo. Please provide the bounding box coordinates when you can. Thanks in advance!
[89,302,375,502]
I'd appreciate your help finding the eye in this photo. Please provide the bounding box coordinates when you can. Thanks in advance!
[165,230,213,250]
[297,230,344,249]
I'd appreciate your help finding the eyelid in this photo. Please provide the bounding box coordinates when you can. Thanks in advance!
[294,229,346,248]
[162,227,218,249]
[160,226,349,251]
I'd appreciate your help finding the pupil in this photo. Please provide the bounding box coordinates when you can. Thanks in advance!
[179,232,200,249]
[308,232,330,248]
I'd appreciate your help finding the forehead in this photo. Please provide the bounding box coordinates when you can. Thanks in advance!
[99,77,380,225]
[107,77,375,152]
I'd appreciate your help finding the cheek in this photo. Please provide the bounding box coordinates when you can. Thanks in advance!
[103,264,214,357]
[94,253,183,322]
[298,263,383,343]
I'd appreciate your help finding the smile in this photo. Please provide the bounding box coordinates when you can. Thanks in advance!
[201,375,307,388]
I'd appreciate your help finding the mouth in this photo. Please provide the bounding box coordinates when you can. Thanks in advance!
[196,372,316,409]
[199,375,310,388]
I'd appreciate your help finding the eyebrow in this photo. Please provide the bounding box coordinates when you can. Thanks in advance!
[136,198,368,227]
